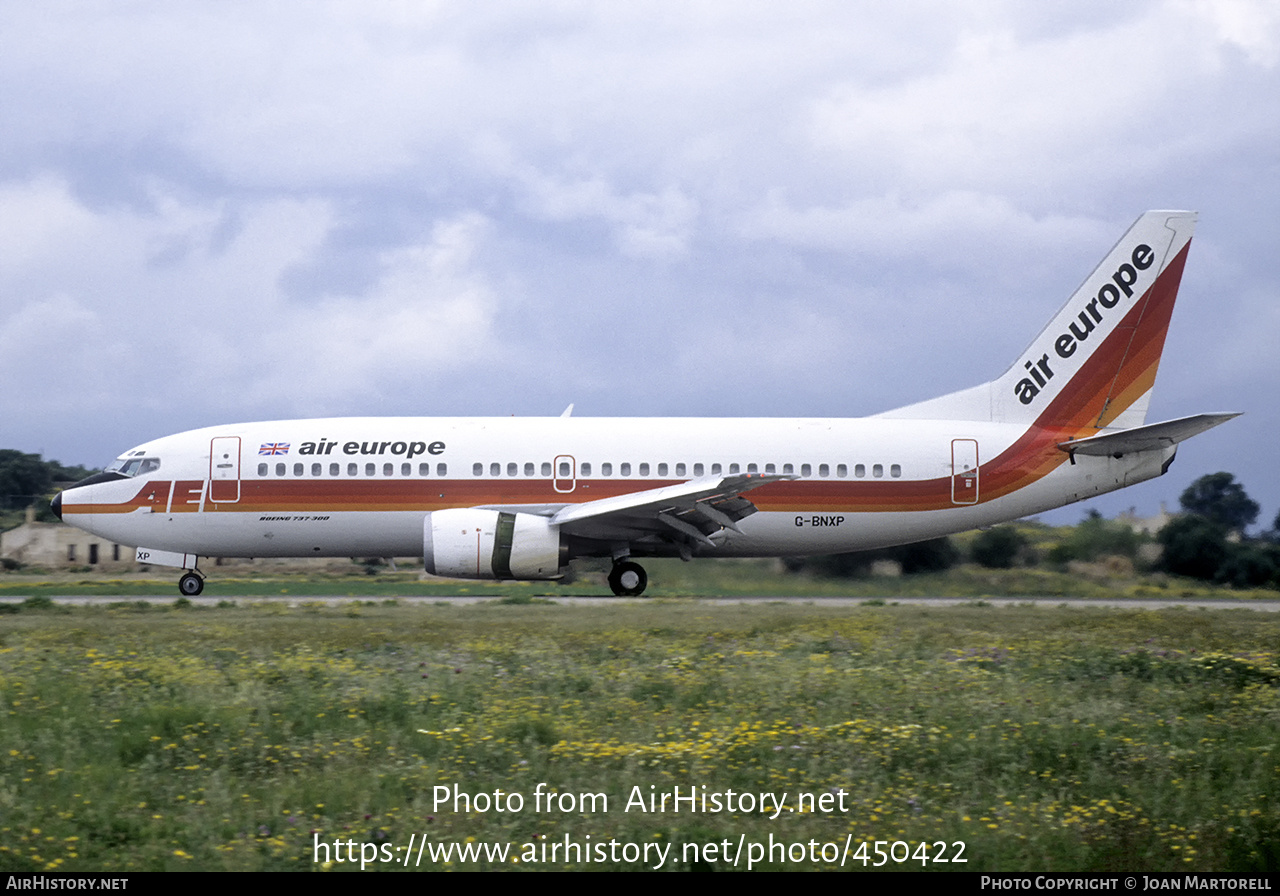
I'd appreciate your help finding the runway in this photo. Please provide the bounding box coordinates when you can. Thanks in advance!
[7,594,1280,611]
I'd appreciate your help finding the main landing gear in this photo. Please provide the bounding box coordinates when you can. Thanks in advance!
[608,560,648,597]
[178,570,205,597]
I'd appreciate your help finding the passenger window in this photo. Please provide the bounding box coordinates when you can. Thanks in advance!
[275,463,286,476]
[312,463,322,476]
[384,463,394,476]
[601,462,612,476]
[331,463,340,476]
[581,462,592,476]
[402,463,411,476]
[437,463,447,476]
[348,463,358,476]
[890,463,902,478]
[801,463,811,477]
[621,463,631,476]
[639,463,649,476]
[873,464,884,478]
[819,463,829,477]
[507,462,517,477]
[366,463,376,476]
[837,464,847,477]
[524,462,534,476]
[855,464,866,478]
[473,463,483,476]
[490,463,501,477]
[676,463,686,476]
[541,462,552,476]
[293,463,303,476]
[693,463,704,476]
[747,463,757,473]
[657,463,667,476]
[711,463,721,475]
[258,463,267,476]
[729,463,740,474]
[419,463,430,476]
[559,461,571,476]
[783,463,794,474]
[765,463,775,474]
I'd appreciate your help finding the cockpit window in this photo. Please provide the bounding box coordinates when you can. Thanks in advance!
[107,457,161,477]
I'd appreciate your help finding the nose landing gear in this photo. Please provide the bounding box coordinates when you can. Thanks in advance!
[608,560,647,597]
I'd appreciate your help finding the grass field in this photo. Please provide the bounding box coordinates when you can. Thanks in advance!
[3,554,1278,600]
[2,598,1278,872]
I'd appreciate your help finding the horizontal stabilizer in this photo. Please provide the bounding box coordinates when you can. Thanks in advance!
[1057,413,1240,458]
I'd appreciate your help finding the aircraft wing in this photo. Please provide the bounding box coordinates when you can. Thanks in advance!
[549,473,796,548]
[1057,413,1241,458]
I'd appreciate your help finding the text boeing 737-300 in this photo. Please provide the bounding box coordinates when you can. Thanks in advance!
[52,210,1238,596]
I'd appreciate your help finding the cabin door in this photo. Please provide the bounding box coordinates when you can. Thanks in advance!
[209,437,241,503]
[951,439,979,505]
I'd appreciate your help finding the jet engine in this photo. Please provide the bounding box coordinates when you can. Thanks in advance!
[423,508,564,580]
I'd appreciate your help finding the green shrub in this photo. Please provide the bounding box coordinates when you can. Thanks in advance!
[971,526,1024,568]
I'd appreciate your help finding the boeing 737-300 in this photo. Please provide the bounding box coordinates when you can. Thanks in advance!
[52,210,1238,596]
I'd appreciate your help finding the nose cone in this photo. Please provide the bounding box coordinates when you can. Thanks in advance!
[51,491,63,520]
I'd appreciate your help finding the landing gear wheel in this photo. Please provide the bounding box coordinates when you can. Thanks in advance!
[178,573,204,597]
[608,560,647,597]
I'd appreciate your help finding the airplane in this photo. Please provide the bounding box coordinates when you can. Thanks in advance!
[52,210,1238,597]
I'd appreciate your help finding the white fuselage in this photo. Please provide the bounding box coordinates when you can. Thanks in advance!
[58,415,1171,561]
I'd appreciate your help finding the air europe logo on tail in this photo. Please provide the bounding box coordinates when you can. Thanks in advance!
[1013,243,1156,406]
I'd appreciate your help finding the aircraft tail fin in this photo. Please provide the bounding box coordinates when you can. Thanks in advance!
[878,210,1197,435]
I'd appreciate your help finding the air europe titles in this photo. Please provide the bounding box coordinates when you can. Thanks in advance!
[297,439,445,459]
[1013,243,1155,406]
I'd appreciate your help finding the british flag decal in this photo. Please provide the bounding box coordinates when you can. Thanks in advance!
[258,442,290,456]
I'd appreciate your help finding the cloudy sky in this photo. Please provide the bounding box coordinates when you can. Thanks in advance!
[3,1,1277,527]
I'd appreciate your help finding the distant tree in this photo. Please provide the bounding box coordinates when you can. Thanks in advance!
[1215,543,1280,589]
[1179,472,1259,534]
[1263,509,1280,545]
[0,450,52,511]
[894,537,961,574]
[783,537,959,578]
[47,460,96,483]
[1158,515,1229,580]
[1048,510,1141,564]
[971,526,1024,569]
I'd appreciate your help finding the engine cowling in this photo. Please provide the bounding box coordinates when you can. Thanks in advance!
[424,508,564,580]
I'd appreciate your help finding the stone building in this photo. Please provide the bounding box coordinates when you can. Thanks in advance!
[0,507,135,570]
[2,507,398,573]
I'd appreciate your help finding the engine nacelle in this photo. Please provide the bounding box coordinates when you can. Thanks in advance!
[424,508,564,580]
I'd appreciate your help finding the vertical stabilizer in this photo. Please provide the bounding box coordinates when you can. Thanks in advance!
[879,210,1196,435]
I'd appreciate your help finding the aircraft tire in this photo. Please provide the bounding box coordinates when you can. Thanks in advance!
[178,573,204,597]
[608,560,647,597]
